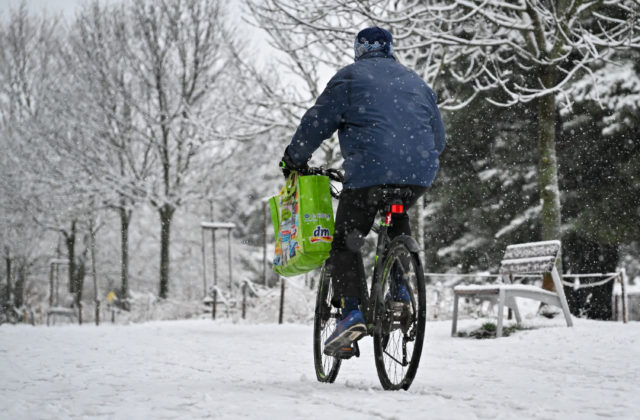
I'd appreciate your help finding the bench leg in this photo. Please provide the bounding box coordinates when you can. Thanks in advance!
[507,296,522,324]
[497,288,505,338]
[551,267,573,327]
[451,293,459,336]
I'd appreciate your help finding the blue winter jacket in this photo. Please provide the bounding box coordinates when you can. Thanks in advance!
[286,51,446,189]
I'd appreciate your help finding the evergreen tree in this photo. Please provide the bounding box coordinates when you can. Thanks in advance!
[558,52,640,318]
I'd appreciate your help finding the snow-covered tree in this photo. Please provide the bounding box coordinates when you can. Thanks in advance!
[243,0,640,289]
[51,1,157,303]
[243,0,349,167]
[110,0,240,298]
[0,4,107,320]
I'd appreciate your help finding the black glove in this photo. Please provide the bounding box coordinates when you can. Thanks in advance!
[279,147,308,179]
[279,158,291,179]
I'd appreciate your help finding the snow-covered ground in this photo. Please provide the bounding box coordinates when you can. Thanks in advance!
[1,317,639,420]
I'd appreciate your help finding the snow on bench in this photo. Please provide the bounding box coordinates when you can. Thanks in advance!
[200,222,236,230]
[451,240,573,337]
[46,306,78,326]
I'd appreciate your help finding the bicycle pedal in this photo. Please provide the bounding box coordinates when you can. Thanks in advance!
[335,342,360,360]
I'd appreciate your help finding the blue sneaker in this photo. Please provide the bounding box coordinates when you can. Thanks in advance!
[393,281,411,302]
[387,274,411,303]
[323,310,366,356]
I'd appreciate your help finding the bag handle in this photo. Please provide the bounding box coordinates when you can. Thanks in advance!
[281,172,298,199]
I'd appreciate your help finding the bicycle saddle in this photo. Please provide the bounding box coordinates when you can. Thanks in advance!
[369,186,414,206]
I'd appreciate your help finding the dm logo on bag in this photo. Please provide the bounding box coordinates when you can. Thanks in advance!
[310,225,332,244]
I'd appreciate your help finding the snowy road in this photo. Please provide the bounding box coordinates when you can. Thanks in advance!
[1,318,639,419]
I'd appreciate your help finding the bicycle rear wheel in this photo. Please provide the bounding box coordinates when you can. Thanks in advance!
[313,264,342,383]
[373,239,426,390]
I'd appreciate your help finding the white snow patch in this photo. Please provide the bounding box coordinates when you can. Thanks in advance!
[478,168,499,182]
[1,319,639,419]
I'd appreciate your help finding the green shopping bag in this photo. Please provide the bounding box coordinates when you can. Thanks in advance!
[269,173,335,277]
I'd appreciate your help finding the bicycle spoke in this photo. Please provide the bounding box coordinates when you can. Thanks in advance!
[321,312,337,369]
[391,255,418,313]
[402,335,408,365]
[314,266,342,383]
[383,343,407,366]
[374,241,426,390]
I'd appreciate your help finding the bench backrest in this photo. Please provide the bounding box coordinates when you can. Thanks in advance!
[499,240,561,276]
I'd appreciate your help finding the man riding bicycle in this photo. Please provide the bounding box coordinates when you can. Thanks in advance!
[280,27,446,355]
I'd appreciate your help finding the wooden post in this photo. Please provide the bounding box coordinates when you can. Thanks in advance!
[496,288,505,338]
[620,269,628,324]
[49,262,54,306]
[201,229,207,297]
[55,237,61,299]
[278,277,285,324]
[451,293,459,336]
[212,288,217,320]
[242,282,247,320]
[212,231,218,289]
[55,264,60,306]
[228,229,233,292]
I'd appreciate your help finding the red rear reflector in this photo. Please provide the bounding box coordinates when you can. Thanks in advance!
[391,204,404,213]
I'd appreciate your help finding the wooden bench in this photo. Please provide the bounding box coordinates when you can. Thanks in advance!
[46,292,79,326]
[451,240,573,337]
[46,306,78,326]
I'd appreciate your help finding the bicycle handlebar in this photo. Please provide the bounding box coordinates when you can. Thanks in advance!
[295,167,343,199]
[298,167,344,184]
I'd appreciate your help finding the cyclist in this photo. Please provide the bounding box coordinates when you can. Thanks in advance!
[280,27,445,355]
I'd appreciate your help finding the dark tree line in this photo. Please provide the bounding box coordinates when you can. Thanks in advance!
[425,51,640,319]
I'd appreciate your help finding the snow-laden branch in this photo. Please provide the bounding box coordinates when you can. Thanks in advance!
[247,0,640,109]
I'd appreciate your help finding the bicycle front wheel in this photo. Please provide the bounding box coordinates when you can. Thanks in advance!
[313,264,342,383]
[373,239,426,390]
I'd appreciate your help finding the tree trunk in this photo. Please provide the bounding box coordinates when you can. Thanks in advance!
[158,204,175,299]
[75,249,88,325]
[65,221,77,294]
[119,205,132,305]
[13,259,25,308]
[4,248,11,306]
[90,217,99,325]
[537,66,562,291]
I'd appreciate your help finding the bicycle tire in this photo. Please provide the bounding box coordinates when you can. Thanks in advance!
[313,264,342,383]
[372,238,426,390]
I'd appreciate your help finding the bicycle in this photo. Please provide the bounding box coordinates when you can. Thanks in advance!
[304,167,427,391]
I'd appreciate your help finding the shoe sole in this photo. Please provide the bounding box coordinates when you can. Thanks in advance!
[323,323,367,357]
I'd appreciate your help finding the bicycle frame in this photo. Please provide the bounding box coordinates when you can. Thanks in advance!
[301,166,413,330]
[360,203,406,332]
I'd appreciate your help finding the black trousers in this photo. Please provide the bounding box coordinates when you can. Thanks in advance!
[328,185,427,300]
